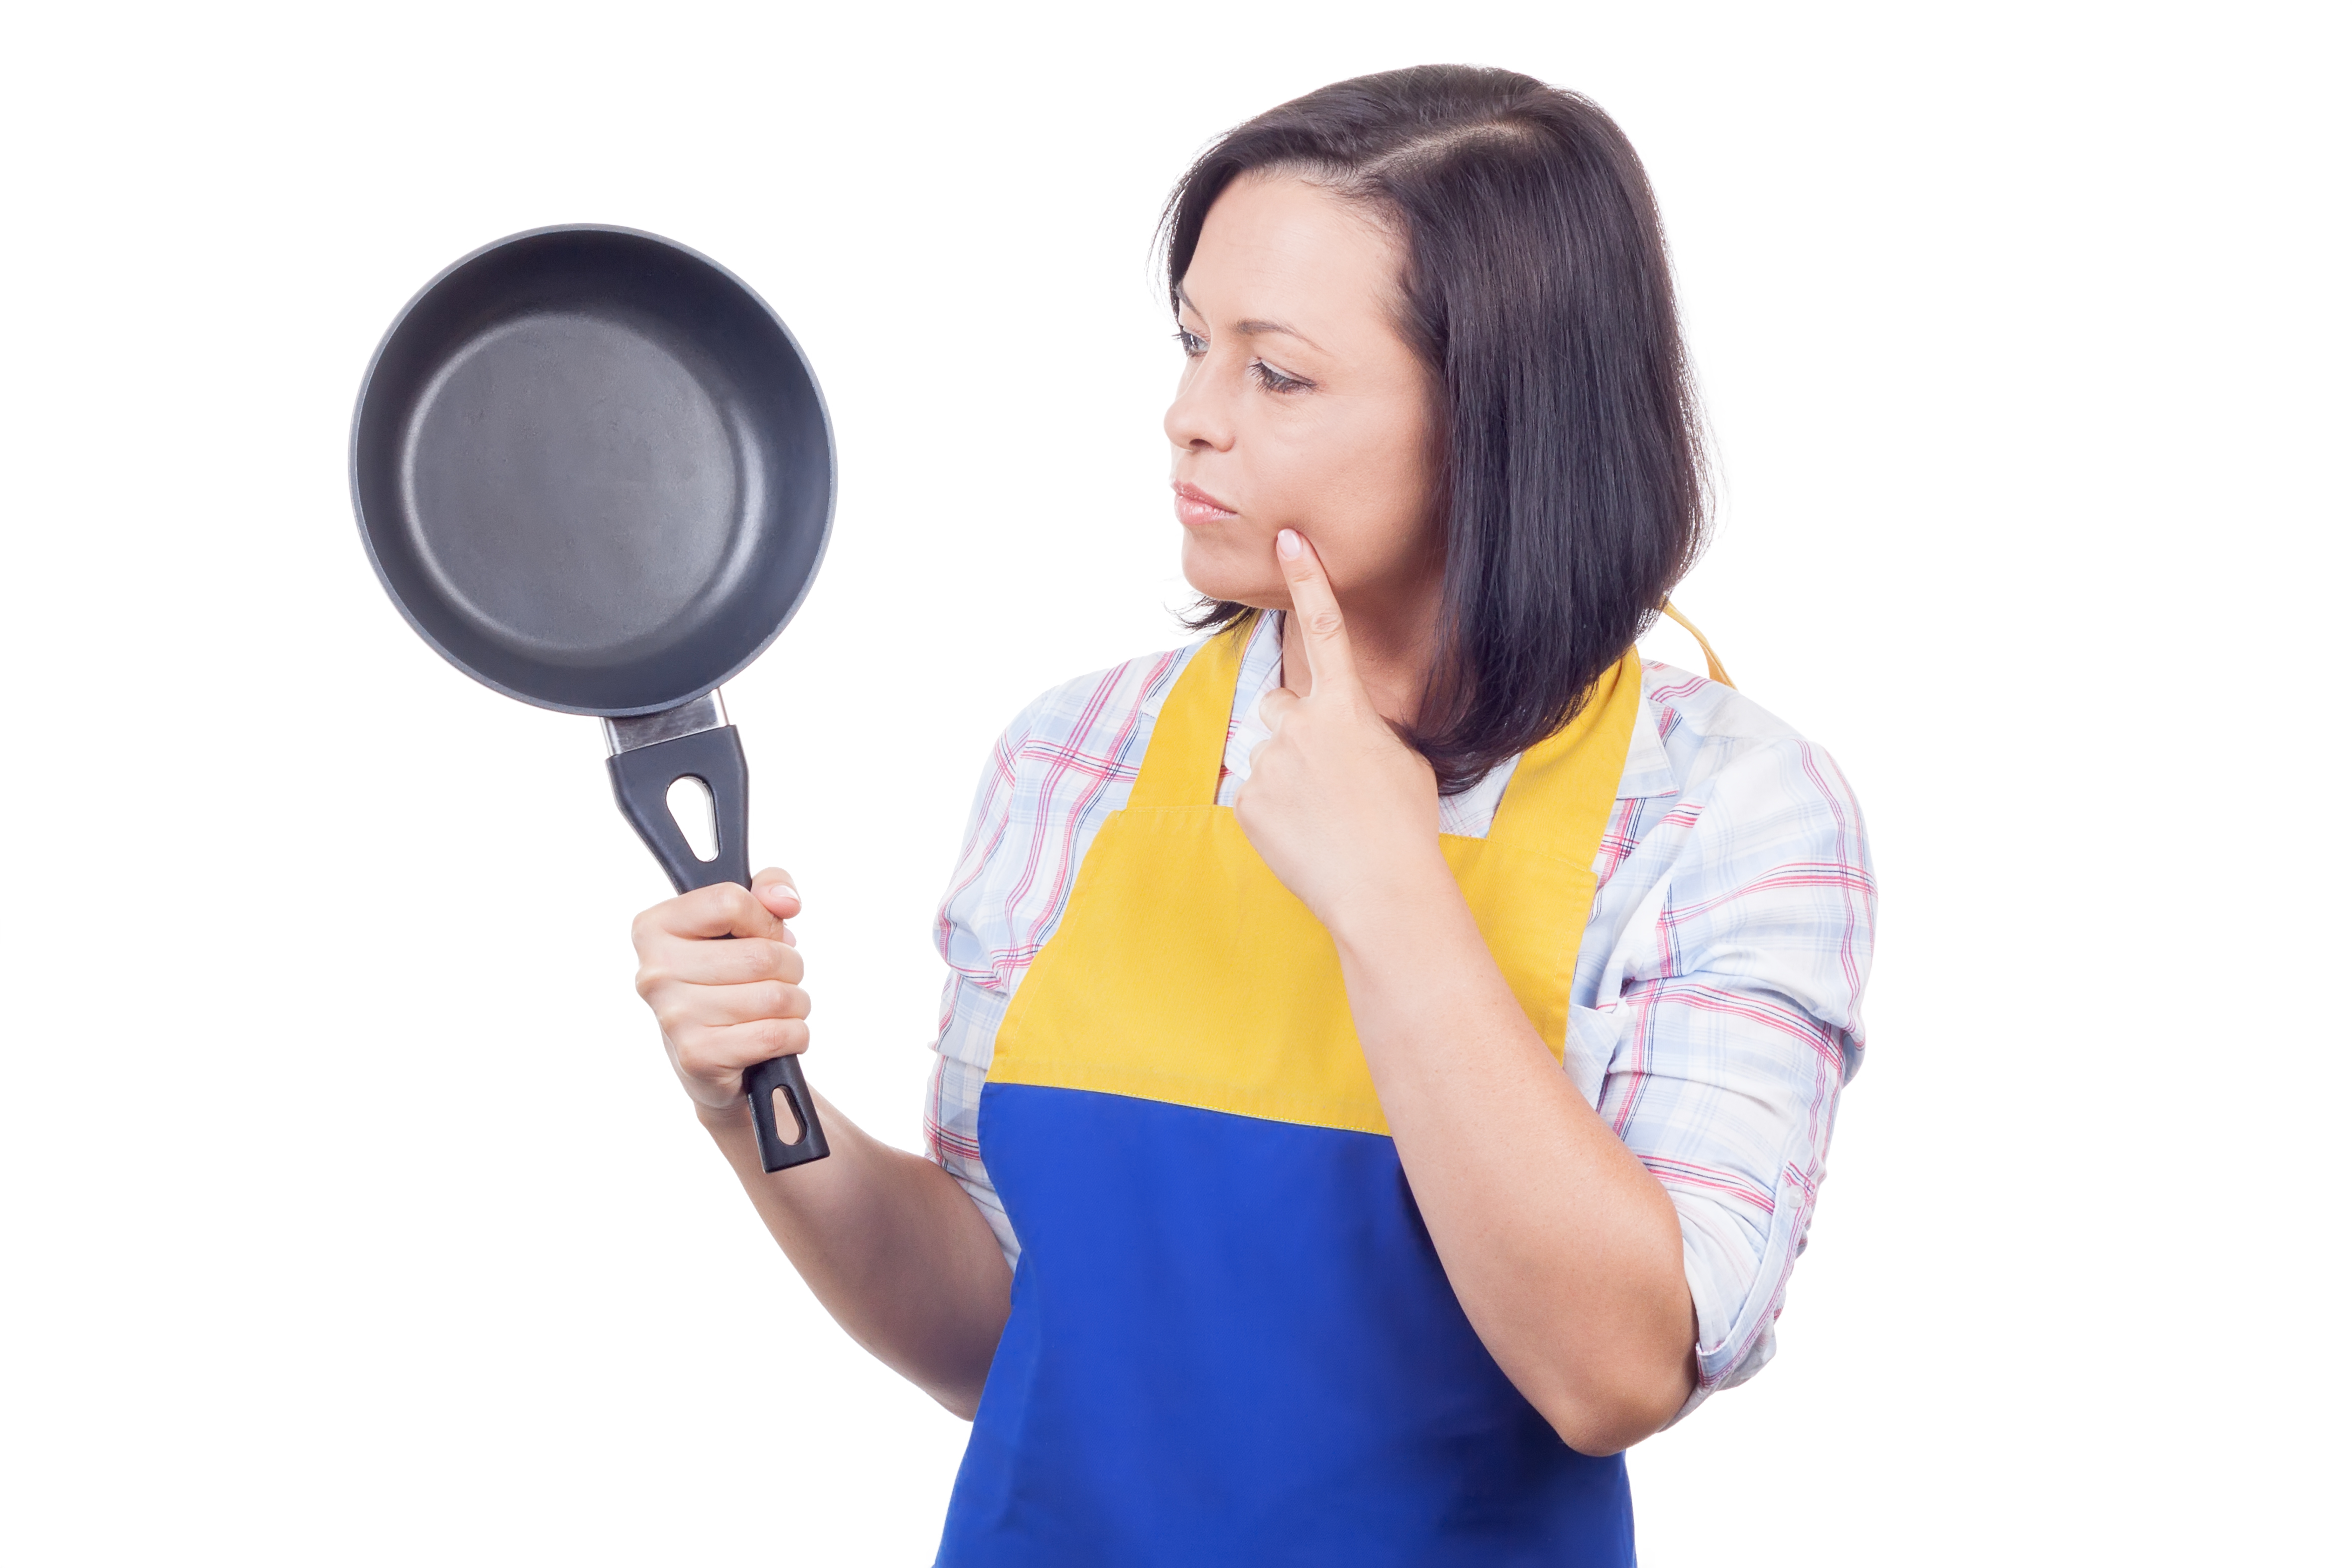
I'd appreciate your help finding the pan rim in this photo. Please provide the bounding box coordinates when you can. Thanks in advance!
[348,222,838,719]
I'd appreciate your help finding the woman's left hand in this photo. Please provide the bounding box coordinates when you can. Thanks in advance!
[1234,529,1448,935]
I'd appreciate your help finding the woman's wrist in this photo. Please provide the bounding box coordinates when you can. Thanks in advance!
[1319,836,1460,955]
[695,1093,753,1136]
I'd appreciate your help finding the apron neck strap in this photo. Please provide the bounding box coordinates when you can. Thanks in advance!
[1658,600,1734,688]
[1127,616,1257,810]
[1484,650,1644,861]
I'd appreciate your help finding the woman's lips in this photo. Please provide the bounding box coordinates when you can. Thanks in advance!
[1173,481,1238,528]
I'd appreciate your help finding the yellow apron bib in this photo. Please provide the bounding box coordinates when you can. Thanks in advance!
[937,618,1648,1566]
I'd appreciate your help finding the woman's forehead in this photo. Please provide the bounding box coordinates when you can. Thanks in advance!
[1180,173,1405,340]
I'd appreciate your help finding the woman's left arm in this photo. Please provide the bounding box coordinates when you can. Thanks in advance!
[1239,533,1695,1457]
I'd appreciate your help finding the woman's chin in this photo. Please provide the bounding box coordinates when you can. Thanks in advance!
[1182,574,1286,611]
[1179,539,1285,610]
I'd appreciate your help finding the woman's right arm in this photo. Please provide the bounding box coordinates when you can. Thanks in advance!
[631,868,1012,1419]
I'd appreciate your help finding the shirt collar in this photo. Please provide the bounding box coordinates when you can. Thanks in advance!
[1617,666,1682,799]
[1233,613,1678,801]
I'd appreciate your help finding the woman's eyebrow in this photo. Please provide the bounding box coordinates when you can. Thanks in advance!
[1176,302,1323,353]
[1232,318,1320,349]
[1175,288,1322,350]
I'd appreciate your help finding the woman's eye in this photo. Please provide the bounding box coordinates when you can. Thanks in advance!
[1249,359,1312,394]
[1173,328,1207,356]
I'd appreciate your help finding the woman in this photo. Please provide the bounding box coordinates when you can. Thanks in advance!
[631,65,1874,1564]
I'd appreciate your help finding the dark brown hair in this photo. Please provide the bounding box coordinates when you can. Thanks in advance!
[1164,65,1709,791]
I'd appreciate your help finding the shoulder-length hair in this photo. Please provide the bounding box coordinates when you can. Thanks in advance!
[1163,65,1709,792]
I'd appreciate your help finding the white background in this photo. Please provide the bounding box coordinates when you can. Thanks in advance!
[2,2,2344,1562]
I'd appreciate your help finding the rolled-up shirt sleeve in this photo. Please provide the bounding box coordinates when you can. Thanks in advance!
[1568,716,1875,1411]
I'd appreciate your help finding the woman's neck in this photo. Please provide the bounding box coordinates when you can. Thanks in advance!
[1276,571,1444,728]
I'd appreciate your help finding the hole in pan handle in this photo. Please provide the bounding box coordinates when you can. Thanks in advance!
[607,724,831,1172]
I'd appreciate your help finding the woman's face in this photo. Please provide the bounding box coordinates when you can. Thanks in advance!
[1166,172,1440,619]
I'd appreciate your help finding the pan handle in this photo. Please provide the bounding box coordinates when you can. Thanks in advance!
[607,726,831,1174]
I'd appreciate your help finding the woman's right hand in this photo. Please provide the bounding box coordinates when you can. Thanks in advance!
[630,867,810,1117]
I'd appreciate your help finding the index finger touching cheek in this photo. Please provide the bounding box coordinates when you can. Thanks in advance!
[1275,529,1360,696]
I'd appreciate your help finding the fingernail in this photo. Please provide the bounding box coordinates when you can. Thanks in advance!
[1277,529,1302,559]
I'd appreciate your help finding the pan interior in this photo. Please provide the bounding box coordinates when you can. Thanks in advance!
[354,229,831,716]
[406,309,746,657]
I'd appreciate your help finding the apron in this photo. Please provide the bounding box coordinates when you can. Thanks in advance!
[937,617,1648,1567]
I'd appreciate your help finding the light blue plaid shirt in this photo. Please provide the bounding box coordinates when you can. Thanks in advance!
[926,613,1874,1409]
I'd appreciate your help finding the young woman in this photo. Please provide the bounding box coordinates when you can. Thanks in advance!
[631,65,1874,1565]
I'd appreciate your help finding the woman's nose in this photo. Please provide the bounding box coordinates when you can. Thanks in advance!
[1164,361,1235,453]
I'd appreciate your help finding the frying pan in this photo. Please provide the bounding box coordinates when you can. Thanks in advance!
[350,224,831,1173]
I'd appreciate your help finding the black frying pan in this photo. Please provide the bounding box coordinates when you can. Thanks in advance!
[351,224,831,1172]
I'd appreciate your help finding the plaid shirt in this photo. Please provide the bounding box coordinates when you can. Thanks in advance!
[927,613,1874,1406]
